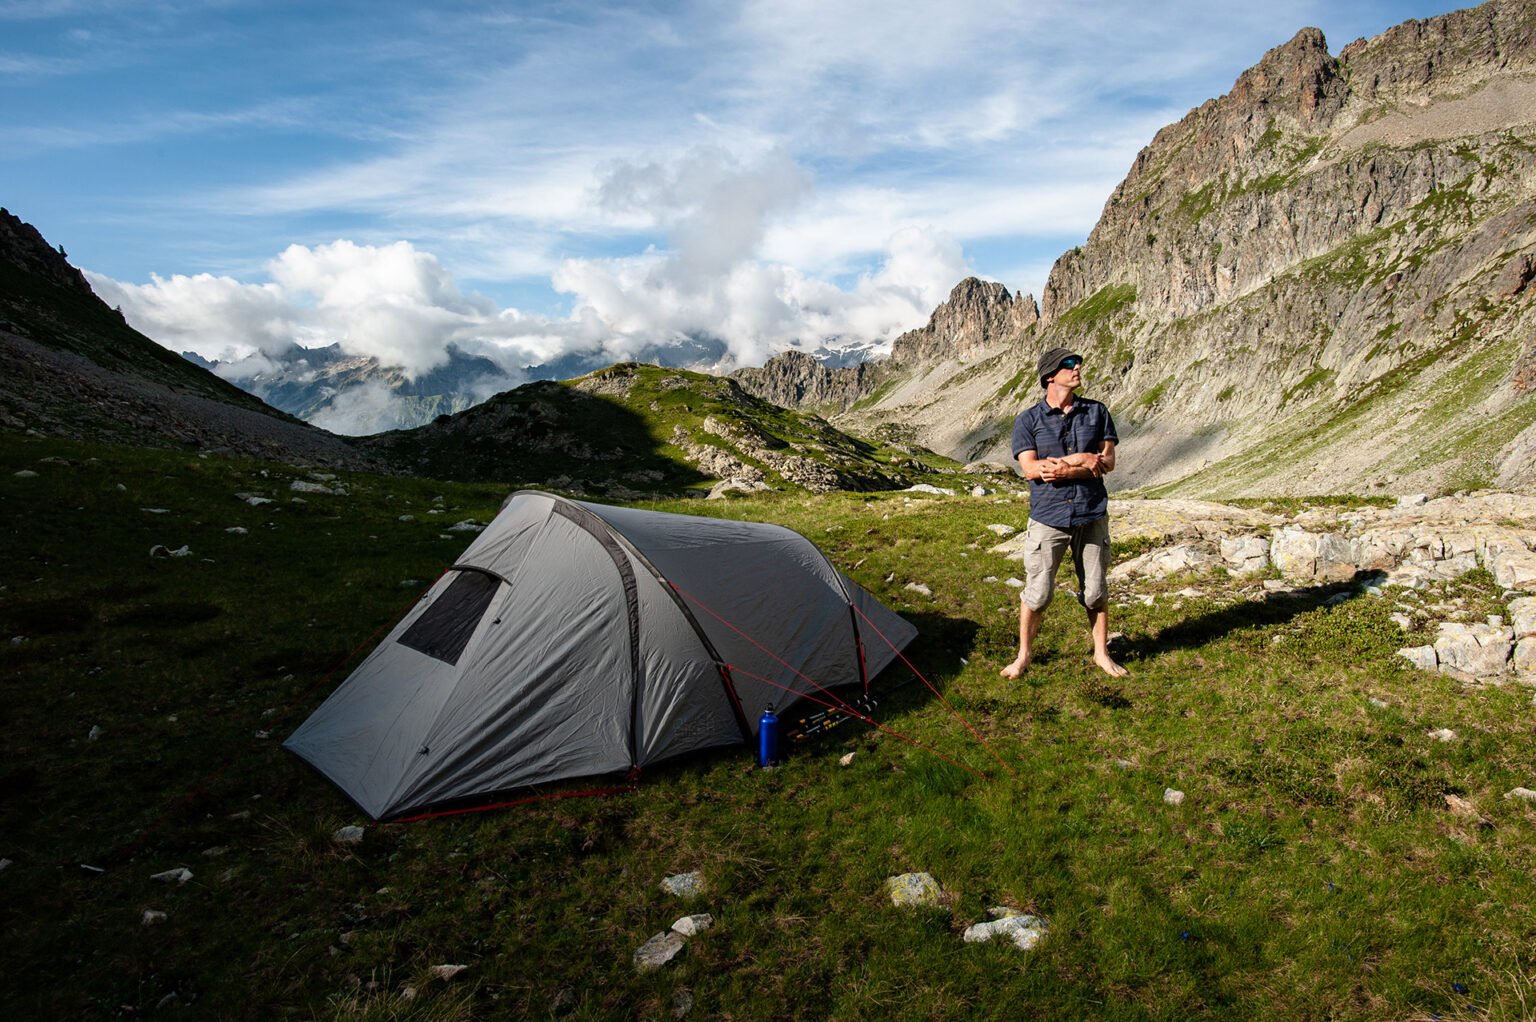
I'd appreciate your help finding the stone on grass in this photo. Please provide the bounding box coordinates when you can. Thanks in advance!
[290,480,340,495]
[1511,597,1536,638]
[986,524,1016,537]
[887,872,943,908]
[1433,622,1512,679]
[1397,645,1437,672]
[1515,639,1536,682]
[905,484,955,496]
[634,931,686,972]
[1427,728,1457,742]
[13,469,37,478]
[1503,787,1536,803]
[661,872,703,898]
[673,990,695,1018]
[903,582,933,597]
[963,909,1049,951]
[1163,788,1186,806]
[1219,535,1271,575]
[447,520,486,532]
[141,909,167,926]
[429,964,467,980]
[151,867,193,884]
[839,752,856,767]
[333,825,365,845]
[671,914,713,937]
[1005,577,1024,588]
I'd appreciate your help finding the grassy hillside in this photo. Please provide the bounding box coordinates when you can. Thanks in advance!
[3,434,1533,1020]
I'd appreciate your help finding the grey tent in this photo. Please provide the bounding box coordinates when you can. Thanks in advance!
[285,490,917,820]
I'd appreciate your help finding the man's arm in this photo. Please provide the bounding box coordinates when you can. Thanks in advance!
[1023,450,1102,482]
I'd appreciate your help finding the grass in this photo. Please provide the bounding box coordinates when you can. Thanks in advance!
[4,434,1536,1019]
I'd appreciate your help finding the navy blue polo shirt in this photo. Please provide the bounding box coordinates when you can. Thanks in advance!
[1011,395,1118,528]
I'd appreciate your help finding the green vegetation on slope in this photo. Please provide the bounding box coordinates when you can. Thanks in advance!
[3,435,1534,1020]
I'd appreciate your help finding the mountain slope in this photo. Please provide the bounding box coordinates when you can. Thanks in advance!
[815,0,1536,497]
[0,208,373,468]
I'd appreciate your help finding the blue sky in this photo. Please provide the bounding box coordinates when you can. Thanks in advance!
[4,0,1459,385]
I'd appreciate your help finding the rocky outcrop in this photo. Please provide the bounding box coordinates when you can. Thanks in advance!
[826,0,1536,497]
[889,278,1038,366]
[0,207,96,300]
[729,350,879,414]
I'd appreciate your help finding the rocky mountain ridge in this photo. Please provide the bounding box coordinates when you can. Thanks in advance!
[755,0,1536,498]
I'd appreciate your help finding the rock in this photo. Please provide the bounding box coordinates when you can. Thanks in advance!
[905,484,956,496]
[903,582,933,597]
[333,826,365,845]
[839,752,856,766]
[1219,535,1271,575]
[1109,543,1219,579]
[1397,645,1438,672]
[1270,528,1359,582]
[1427,728,1457,742]
[962,911,1049,951]
[1433,621,1512,679]
[886,872,943,908]
[429,964,467,980]
[1390,612,1412,630]
[660,872,703,898]
[970,486,990,497]
[1004,577,1024,588]
[169,545,192,558]
[1503,787,1536,803]
[1398,494,1429,507]
[634,931,687,972]
[985,524,1017,537]
[290,480,340,495]
[149,545,171,558]
[88,725,102,740]
[13,469,37,478]
[671,914,713,937]
[673,989,695,1018]
[151,867,193,884]
[225,526,248,535]
[141,909,167,926]
[1511,597,1536,638]
[1163,788,1186,806]
[397,515,415,522]
[1514,638,1536,682]
[446,519,486,532]
[243,496,273,506]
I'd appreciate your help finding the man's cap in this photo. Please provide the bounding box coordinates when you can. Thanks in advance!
[1037,346,1081,387]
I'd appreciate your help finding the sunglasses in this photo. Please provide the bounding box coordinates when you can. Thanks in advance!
[1057,356,1083,371]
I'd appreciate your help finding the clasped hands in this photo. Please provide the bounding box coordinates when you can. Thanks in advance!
[1037,452,1104,482]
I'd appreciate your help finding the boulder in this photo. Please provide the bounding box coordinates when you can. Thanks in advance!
[1433,621,1512,679]
[887,872,943,908]
[1269,528,1359,582]
[1218,535,1270,575]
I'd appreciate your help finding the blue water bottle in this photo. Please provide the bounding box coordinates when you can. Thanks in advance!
[758,704,780,767]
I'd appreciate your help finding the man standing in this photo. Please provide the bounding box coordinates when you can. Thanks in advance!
[1000,346,1128,679]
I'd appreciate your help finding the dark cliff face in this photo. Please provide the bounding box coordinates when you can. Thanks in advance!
[0,207,97,299]
[729,349,878,414]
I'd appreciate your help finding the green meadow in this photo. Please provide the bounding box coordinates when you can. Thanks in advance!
[3,435,1533,1020]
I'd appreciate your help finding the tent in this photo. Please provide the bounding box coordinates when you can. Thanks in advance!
[285,490,918,820]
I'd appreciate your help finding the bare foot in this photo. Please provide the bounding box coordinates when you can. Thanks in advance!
[1093,652,1129,677]
[1000,656,1030,680]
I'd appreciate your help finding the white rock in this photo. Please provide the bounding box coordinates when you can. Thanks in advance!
[1515,639,1536,682]
[13,470,37,478]
[1004,577,1025,588]
[661,872,703,898]
[1163,788,1186,806]
[0,858,11,871]
[397,515,415,522]
[986,524,1017,537]
[1427,728,1457,742]
[446,520,486,532]
[634,931,687,972]
[671,914,714,937]
[839,752,856,767]
[1504,787,1536,803]
[429,964,467,980]
[887,872,943,908]
[225,527,248,535]
[244,496,273,506]
[1434,621,1512,679]
[142,909,167,926]
[1510,597,1536,638]
[168,545,192,558]
[1218,535,1271,575]
[140,507,170,514]
[962,913,1048,951]
[905,484,955,496]
[290,480,340,495]
[1398,494,1429,507]
[151,867,193,884]
[903,582,933,597]
[88,725,102,741]
[333,826,365,845]
[1396,645,1437,672]
[1390,613,1412,631]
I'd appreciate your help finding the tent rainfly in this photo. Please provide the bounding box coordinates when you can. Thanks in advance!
[285,490,917,820]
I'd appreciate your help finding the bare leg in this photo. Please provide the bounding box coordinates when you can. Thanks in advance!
[1001,603,1044,679]
[1086,605,1128,677]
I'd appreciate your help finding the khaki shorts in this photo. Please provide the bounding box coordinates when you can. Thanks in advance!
[1022,516,1111,612]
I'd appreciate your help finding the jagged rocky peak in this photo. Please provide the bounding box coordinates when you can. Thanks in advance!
[889,276,1038,366]
[729,349,876,413]
[0,208,96,300]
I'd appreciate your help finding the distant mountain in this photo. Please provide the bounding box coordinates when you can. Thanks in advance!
[766,0,1536,497]
[0,208,371,468]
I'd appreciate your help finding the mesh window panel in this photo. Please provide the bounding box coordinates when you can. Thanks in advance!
[397,570,500,665]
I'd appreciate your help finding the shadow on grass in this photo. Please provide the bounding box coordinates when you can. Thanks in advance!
[1122,571,1382,662]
